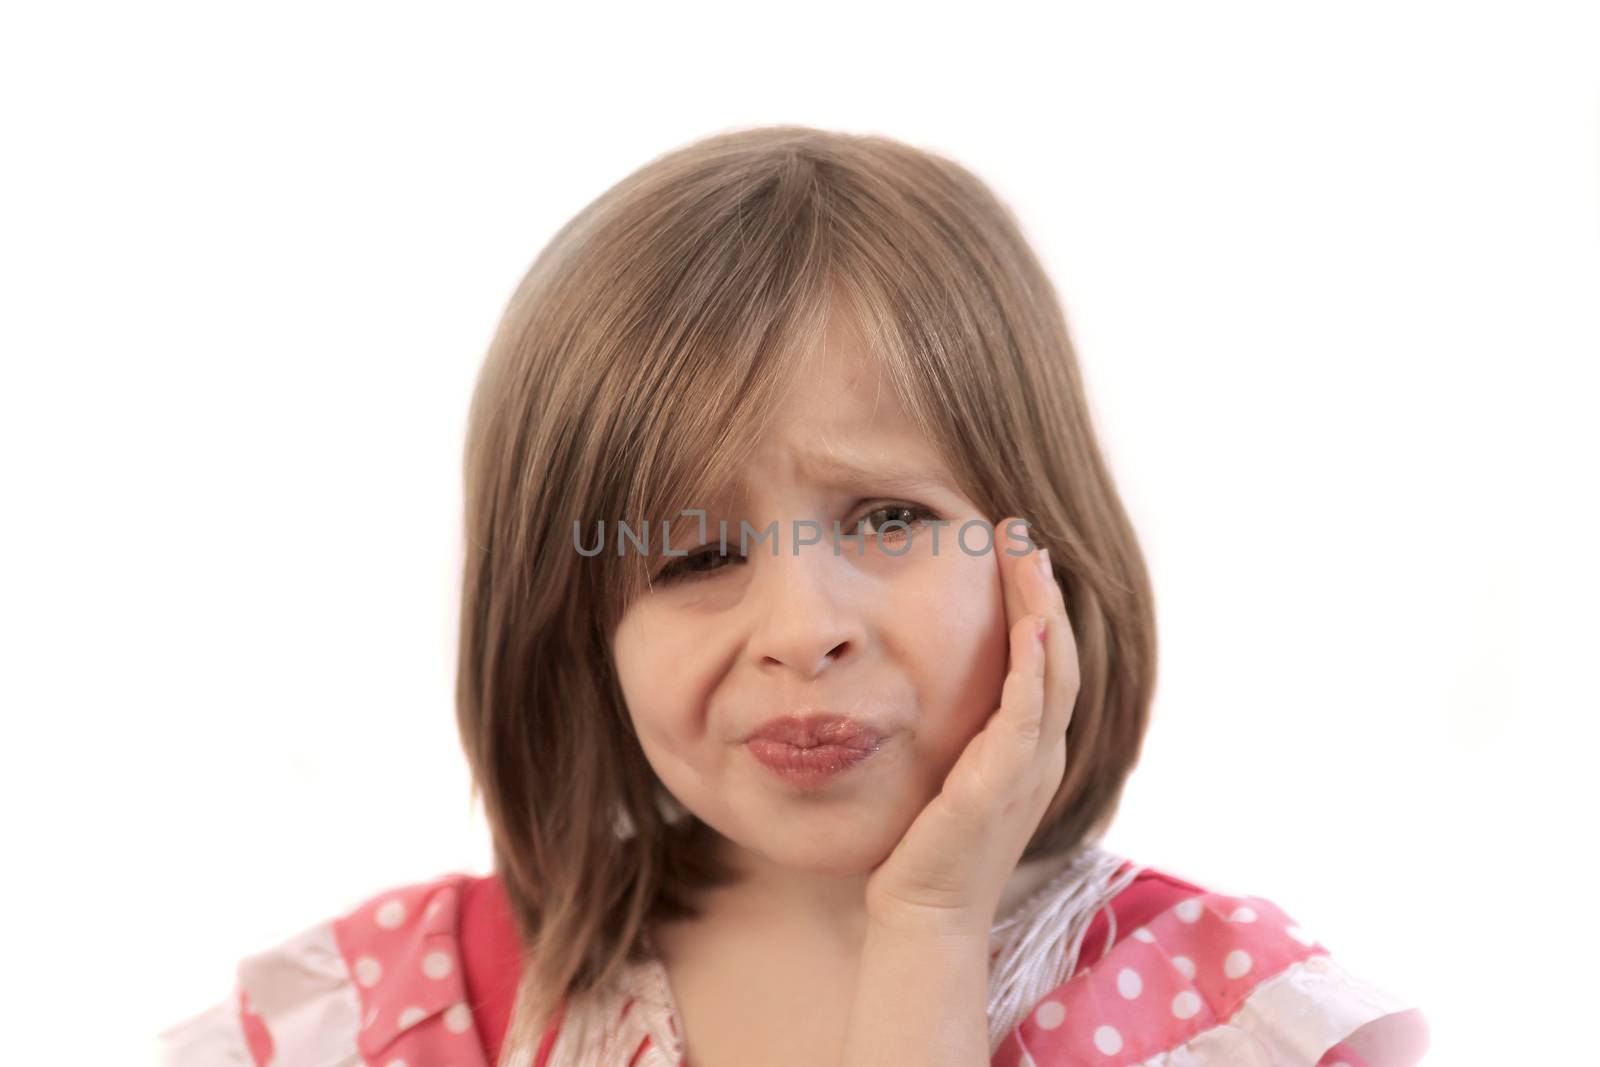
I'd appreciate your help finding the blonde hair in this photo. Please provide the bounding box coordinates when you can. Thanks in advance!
[456,124,1158,1049]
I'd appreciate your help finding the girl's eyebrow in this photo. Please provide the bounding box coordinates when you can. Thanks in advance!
[791,451,956,495]
[705,452,960,513]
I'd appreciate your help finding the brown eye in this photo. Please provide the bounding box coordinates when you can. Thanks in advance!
[655,545,741,584]
[855,504,936,539]
[653,504,939,585]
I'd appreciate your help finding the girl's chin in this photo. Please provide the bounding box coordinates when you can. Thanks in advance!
[759,852,888,879]
[689,788,921,875]
[727,824,905,878]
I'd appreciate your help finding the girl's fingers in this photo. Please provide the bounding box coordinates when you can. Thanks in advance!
[955,515,1078,815]
[975,611,1049,792]
[997,515,1038,640]
[999,514,1075,754]
[1004,518,1043,627]
[1032,550,1080,749]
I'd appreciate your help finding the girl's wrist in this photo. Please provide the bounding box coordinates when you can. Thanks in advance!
[866,902,995,942]
[839,916,993,1067]
[866,888,1000,942]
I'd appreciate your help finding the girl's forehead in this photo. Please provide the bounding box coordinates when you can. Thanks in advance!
[766,340,912,444]
[664,302,962,509]
[789,318,884,398]
[702,442,961,513]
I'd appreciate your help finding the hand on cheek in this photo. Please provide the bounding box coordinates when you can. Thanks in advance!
[863,516,1080,935]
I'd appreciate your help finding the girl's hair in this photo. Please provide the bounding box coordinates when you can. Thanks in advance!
[456,124,1158,1046]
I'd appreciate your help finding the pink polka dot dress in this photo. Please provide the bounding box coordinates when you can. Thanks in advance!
[157,846,1430,1066]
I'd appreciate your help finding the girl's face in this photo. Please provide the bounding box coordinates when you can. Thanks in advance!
[610,321,1013,877]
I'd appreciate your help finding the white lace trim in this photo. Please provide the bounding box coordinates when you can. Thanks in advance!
[985,843,1143,1053]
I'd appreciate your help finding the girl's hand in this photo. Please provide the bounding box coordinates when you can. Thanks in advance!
[863,516,1079,936]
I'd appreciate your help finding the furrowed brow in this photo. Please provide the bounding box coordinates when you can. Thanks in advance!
[793,452,955,495]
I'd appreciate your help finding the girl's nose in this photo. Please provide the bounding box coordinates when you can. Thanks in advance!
[743,542,867,681]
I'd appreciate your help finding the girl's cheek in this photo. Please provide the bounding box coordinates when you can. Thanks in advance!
[904,532,1006,622]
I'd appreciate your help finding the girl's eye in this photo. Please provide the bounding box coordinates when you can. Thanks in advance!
[653,503,939,586]
[855,503,936,539]
[655,545,740,584]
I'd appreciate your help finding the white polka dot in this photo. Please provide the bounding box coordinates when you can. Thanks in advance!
[1175,898,1203,923]
[1033,1000,1066,1029]
[1093,1025,1123,1054]
[1116,967,1143,999]
[376,898,407,929]
[444,1001,472,1034]
[422,949,454,979]
[1171,990,1202,1019]
[387,1061,407,1067]
[1228,905,1257,923]
[1172,955,1195,980]
[1224,949,1253,979]
[1286,925,1316,946]
[355,956,383,987]
[1132,926,1155,943]
[398,1006,426,1028]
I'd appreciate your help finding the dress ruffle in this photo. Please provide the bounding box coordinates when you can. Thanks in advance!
[993,890,1429,1066]
[155,992,258,1066]
[158,874,495,1067]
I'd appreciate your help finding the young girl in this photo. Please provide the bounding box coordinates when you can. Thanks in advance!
[159,125,1431,1066]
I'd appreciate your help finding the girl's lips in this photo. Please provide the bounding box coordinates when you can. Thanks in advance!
[745,737,884,789]
[743,712,885,750]
[743,712,888,790]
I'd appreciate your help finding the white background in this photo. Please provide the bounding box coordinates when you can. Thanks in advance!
[3,3,1596,1063]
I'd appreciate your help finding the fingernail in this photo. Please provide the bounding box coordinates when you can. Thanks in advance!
[1036,547,1052,581]
[1036,615,1049,644]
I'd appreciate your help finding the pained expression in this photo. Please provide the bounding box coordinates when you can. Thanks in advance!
[610,330,1018,876]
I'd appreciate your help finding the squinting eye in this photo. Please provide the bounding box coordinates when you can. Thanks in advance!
[654,546,740,585]
[652,503,940,586]
[856,503,937,538]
